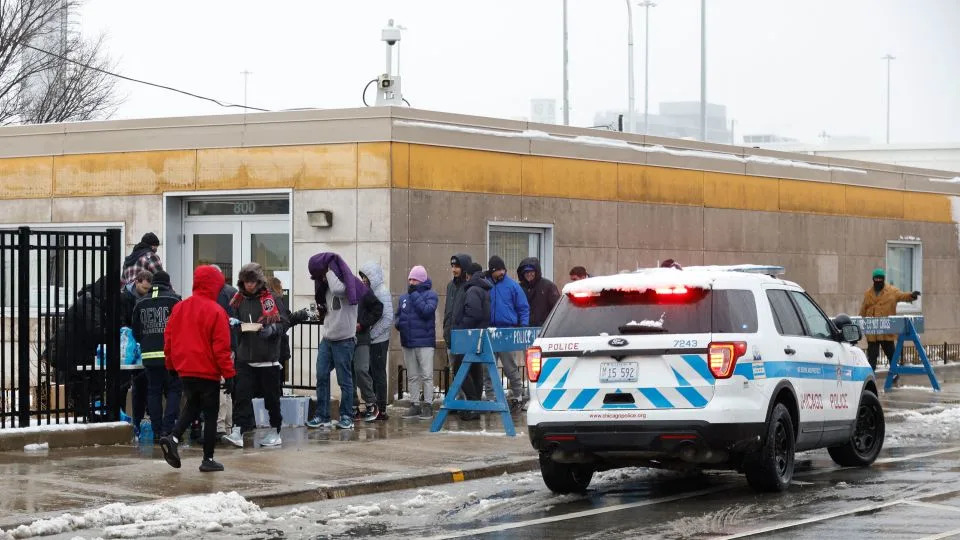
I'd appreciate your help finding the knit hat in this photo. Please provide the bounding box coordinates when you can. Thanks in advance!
[141,232,160,247]
[152,270,171,286]
[408,265,429,283]
[488,255,507,272]
[238,262,267,286]
[872,268,885,278]
[468,262,484,276]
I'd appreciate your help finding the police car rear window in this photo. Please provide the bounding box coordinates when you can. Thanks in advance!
[540,289,758,337]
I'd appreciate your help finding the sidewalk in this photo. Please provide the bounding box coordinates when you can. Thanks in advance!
[0,407,535,530]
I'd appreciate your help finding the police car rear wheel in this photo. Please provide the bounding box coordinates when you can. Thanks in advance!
[539,452,594,494]
[828,390,884,467]
[744,403,796,492]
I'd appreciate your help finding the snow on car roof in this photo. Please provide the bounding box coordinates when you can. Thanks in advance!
[561,266,793,296]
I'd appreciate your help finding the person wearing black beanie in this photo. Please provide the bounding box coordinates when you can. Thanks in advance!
[122,232,165,285]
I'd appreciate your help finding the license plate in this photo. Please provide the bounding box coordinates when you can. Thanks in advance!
[600,362,638,383]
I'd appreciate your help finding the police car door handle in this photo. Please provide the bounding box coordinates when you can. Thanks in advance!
[824,351,834,358]
[784,347,796,355]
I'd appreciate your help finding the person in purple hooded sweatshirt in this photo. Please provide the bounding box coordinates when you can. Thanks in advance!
[305,253,367,430]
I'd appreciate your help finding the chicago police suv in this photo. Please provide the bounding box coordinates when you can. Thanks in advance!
[525,265,883,493]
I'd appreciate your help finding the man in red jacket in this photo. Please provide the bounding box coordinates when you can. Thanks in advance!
[159,265,236,473]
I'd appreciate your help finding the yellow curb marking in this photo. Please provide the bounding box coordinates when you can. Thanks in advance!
[450,470,465,482]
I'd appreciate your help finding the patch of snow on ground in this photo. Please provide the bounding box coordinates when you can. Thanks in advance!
[2,421,127,435]
[1,491,268,540]
[885,405,960,446]
[403,489,454,509]
[441,430,525,437]
[23,443,48,451]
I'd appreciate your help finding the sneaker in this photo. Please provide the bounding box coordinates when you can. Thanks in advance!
[401,403,421,419]
[418,402,433,419]
[334,416,354,430]
[509,399,524,413]
[199,458,224,472]
[222,427,243,448]
[458,410,480,421]
[159,435,181,469]
[306,416,331,429]
[353,407,363,422]
[260,431,282,447]
[375,411,390,422]
[363,405,380,423]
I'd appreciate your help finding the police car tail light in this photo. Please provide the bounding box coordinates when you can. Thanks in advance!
[568,290,599,304]
[526,347,543,382]
[708,341,747,379]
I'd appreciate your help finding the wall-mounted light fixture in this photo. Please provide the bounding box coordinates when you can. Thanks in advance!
[307,210,333,228]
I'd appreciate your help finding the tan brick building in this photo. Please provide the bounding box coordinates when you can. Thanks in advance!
[2,107,959,396]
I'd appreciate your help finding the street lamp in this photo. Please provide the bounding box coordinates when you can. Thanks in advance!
[626,0,636,133]
[882,53,895,144]
[639,1,656,134]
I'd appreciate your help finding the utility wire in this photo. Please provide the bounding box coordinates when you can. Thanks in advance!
[20,42,271,112]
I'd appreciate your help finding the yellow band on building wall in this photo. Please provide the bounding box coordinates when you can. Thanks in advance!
[0,142,953,224]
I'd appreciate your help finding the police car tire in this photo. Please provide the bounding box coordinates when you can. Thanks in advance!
[744,403,796,492]
[827,390,884,467]
[538,452,594,494]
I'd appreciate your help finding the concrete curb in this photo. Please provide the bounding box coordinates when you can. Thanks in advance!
[0,423,132,452]
[245,457,540,508]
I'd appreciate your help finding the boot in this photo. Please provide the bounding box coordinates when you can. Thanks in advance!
[418,402,433,419]
[159,435,181,469]
[401,402,421,419]
[199,458,224,472]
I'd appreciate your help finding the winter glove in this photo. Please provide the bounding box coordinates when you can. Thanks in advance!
[258,324,278,339]
[289,309,310,326]
[223,377,235,395]
[228,317,241,327]
[912,291,921,300]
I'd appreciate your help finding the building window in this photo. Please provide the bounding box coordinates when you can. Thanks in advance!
[487,223,554,281]
[886,240,922,312]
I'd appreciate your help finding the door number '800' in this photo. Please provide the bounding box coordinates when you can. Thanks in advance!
[672,340,698,348]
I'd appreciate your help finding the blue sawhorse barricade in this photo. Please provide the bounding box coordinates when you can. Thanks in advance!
[851,315,940,392]
[430,327,539,436]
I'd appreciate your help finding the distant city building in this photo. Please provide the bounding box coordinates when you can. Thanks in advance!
[743,134,798,145]
[530,99,557,125]
[593,101,733,144]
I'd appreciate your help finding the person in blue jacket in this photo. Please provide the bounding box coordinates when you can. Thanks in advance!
[395,265,439,420]
[484,255,530,412]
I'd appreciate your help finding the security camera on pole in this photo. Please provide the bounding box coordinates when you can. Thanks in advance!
[376,19,406,106]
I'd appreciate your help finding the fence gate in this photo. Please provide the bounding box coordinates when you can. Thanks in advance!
[0,227,122,428]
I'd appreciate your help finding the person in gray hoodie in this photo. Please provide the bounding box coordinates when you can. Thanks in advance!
[359,262,393,421]
[306,252,365,430]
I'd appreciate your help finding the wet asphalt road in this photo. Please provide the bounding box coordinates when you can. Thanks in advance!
[24,386,960,539]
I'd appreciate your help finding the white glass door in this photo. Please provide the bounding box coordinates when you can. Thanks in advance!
[242,220,290,296]
[182,221,241,296]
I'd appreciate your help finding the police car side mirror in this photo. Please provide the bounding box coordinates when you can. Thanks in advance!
[840,324,862,344]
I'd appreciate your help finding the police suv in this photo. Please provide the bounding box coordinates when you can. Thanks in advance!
[525,265,883,493]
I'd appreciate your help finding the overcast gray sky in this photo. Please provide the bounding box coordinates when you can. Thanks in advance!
[79,0,960,145]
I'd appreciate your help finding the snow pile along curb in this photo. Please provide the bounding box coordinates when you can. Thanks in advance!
[1,491,269,539]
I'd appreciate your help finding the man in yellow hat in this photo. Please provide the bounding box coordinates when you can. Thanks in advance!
[859,268,920,370]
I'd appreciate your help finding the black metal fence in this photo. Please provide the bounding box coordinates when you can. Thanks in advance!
[0,227,122,428]
[879,342,960,367]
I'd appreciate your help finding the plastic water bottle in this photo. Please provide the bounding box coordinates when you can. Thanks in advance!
[139,420,153,444]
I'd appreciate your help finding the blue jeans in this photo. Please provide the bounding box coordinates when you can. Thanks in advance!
[316,337,356,422]
[145,364,182,436]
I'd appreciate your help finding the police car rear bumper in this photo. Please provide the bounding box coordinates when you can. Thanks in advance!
[529,421,765,463]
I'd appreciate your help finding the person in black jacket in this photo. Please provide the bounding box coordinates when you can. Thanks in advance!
[451,263,492,421]
[353,286,384,422]
[228,263,288,448]
[131,271,182,439]
[516,257,561,328]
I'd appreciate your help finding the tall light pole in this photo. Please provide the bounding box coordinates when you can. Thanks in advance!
[563,0,569,125]
[640,1,656,134]
[882,53,895,144]
[700,0,707,141]
[626,0,636,133]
